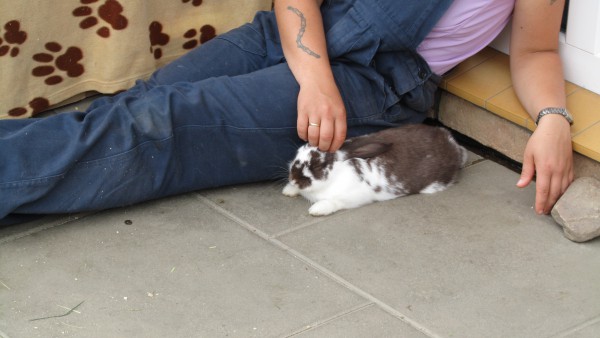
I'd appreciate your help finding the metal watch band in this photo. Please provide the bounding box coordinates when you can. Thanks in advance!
[535,107,573,125]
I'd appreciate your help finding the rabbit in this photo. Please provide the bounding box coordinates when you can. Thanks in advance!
[282,124,468,216]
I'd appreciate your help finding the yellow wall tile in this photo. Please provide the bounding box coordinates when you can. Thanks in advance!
[446,54,512,108]
[565,81,579,96]
[486,87,530,128]
[441,47,502,89]
[441,49,600,164]
[567,89,600,136]
[572,123,600,163]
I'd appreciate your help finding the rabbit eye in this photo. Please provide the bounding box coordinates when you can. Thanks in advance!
[290,163,312,189]
[308,150,334,180]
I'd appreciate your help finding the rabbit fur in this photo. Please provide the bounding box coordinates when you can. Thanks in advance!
[282,124,468,216]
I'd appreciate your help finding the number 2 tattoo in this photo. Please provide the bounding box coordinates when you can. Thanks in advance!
[287,6,321,59]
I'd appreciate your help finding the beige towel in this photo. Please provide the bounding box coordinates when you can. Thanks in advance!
[0,0,272,119]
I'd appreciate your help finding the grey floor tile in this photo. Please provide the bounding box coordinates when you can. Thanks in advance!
[0,214,92,244]
[463,149,484,167]
[279,161,600,338]
[201,150,483,238]
[0,194,365,337]
[202,183,324,236]
[292,304,429,338]
[553,316,600,338]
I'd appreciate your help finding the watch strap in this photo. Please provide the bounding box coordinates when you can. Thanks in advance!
[535,107,573,125]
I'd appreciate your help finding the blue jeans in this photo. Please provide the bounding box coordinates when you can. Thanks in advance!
[0,0,450,219]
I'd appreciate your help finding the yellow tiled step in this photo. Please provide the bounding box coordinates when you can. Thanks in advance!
[441,47,600,163]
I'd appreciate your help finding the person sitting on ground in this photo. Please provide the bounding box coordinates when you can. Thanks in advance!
[0,0,573,223]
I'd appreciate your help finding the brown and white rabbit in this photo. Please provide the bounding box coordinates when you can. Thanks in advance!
[282,124,468,216]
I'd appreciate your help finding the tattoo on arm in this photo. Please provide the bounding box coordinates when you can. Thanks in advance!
[287,6,321,59]
[550,0,558,5]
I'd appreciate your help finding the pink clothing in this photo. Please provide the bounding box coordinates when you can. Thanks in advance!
[418,0,515,75]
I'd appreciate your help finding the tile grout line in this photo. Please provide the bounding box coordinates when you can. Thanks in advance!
[483,84,514,110]
[548,314,600,338]
[195,193,444,338]
[0,213,96,245]
[270,209,353,239]
[270,220,327,240]
[463,158,489,169]
[284,302,374,337]
[442,51,496,84]
[571,119,600,139]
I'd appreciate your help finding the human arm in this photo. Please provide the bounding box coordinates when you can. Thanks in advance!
[274,0,347,152]
[510,0,574,214]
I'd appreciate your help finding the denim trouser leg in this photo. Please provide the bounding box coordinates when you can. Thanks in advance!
[0,0,449,219]
[0,30,389,218]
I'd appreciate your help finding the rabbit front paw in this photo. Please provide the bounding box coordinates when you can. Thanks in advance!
[308,200,341,216]
[282,183,300,197]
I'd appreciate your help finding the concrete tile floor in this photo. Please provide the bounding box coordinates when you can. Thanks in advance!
[1,97,599,337]
[1,149,599,338]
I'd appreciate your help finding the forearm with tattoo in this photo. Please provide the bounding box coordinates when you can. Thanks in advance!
[287,6,321,59]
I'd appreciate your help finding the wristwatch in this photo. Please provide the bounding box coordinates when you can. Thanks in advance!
[535,107,574,125]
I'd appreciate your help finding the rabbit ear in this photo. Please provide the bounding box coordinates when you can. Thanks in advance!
[346,142,391,159]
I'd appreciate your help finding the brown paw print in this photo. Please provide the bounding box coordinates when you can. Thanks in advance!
[182,0,203,6]
[182,25,216,50]
[8,97,50,117]
[0,20,27,57]
[149,21,170,60]
[72,0,128,38]
[32,42,85,85]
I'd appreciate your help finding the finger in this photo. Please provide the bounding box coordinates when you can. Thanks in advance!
[317,119,334,152]
[307,120,321,147]
[517,155,535,188]
[297,113,309,141]
[329,117,347,152]
[544,175,563,214]
[562,163,575,195]
[534,175,550,215]
[553,166,573,212]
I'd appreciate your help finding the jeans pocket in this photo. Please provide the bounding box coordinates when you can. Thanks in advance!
[325,7,380,67]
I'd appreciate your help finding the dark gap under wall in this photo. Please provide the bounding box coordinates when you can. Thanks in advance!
[423,118,524,175]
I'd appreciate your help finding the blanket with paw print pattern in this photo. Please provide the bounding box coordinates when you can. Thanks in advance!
[0,0,272,119]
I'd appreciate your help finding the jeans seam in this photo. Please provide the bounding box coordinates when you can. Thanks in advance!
[78,124,298,168]
[0,173,65,188]
[0,124,299,188]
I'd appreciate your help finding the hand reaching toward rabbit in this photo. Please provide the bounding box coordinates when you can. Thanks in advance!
[274,0,346,152]
[296,80,347,152]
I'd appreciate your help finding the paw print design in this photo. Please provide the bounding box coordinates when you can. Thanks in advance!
[8,97,50,117]
[149,21,170,60]
[182,0,203,6]
[31,42,85,85]
[182,25,216,50]
[0,20,27,58]
[72,0,128,38]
